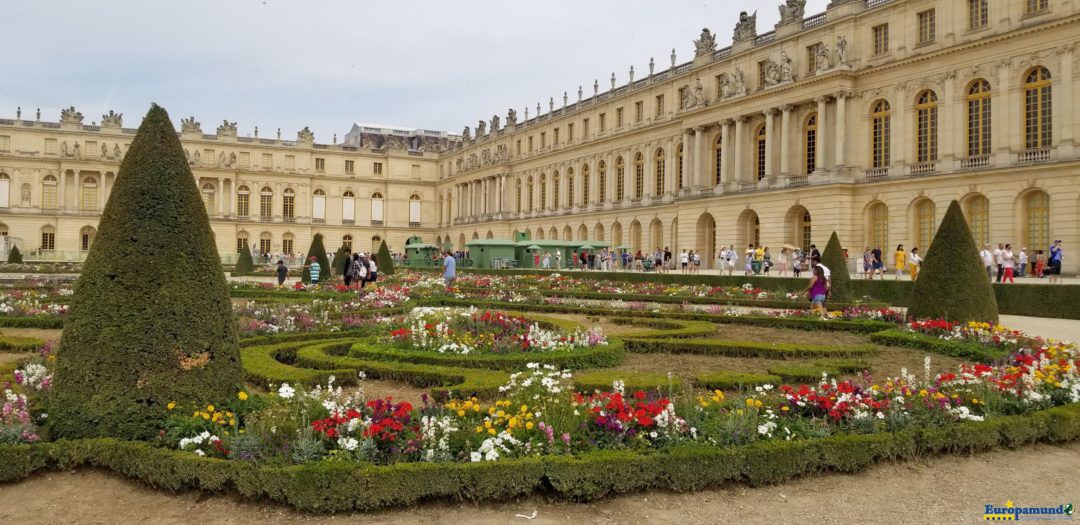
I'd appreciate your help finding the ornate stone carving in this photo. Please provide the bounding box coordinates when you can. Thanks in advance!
[384,135,406,150]
[101,142,108,158]
[777,0,806,26]
[462,126,472,141]
[815,42,831,72]
[60,106,84,125]
[181,116,201,134]
[216,120,238,137]
[680,85,692,109]
[733,11,757,43]
[482,149,491,165]
[835,35,848,67]
[732,68,747,96]
[101,110,123,128]
[229,152,236,167]
[61,141,69,157]
[192,150,200,165]
[297,126,314,142]
[691,77,705,107]
[476,119,486,138]
[490,114,500,132]
[218,151,226,166]
[72,142,80,158]
[506,108,517,127]
[648,57,655,75]
[761,59,780,86]
[113,143,122,160]
[694,28,717,57]
[779,51,794,82]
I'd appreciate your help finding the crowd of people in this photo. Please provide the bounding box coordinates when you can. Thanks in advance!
[979,240,1064,284]
[268,247,381,290]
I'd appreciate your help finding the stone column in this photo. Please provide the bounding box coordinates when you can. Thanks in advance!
[216,177,224,215]
[834,91,849,168]
[894,85,908,168]
[692,127,704,187]
[815,96,829,173]
[733,117,746,181]
[764,109,778,179]
[1058,45,1074,147]
[664,136,675,195]
[941,73,957,162]
[779,105,793,175]
[230,179,238,216]
[720,119,732,184]
[59,171,68,209]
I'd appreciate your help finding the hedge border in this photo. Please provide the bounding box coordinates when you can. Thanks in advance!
[2,403,1078,512]
[572,370,683,392]
[694,371,782,391]
[870,329,1008,363]
[621,338,877,359]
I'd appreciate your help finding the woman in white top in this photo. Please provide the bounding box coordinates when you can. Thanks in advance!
[1001,244,1015,283]
[777,248,789,276]
[907,247,923,280]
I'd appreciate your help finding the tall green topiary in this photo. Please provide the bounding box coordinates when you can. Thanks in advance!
[820,231,852,303]
[907,200,998,323]
[50,104,242,440]
[7,245,22,264]
[234,246,254,274]
[376,239,395,275]
[331,245,348,277]
[301,233,330,284]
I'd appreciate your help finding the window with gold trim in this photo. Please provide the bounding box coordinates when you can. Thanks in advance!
[869,203,888,249]
[567,168,575,207]
[282,188,295,221]
[259,187,273,220]
[914,199,936,250]
[966,80,992,156]
[551,171,560,210]
[581,164,590,205]
[41,225,55,251]
[915,90,939,162]
[1024,67,1052,149]
[615,157,625,201]
[871,100,891,168]
[754,125,766,180]
[654,149,665,195]
[968,0,988,29]
[81,176,98,210]
[872,24,889,55]
[713,135,723,185]
[917,9,936,45]
[676,144,685,189]
[598,161,608,203]
[804,112,817,174]
[237,185,250,217]
[965,195,990,246]
[1025,0,1049,14]
[539,174,547,209]
[1025,191,1050,251]
[633,153,644,198]
[42,175,57,209]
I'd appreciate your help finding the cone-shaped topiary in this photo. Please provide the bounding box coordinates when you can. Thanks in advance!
[376,239,395,275]
[234,245,254,274]
[301,233,330,284]
[331,245,348,277]
[7,245,22,263]
[820,231,852,303]
[50,104,242,440]
[907,200,998,323]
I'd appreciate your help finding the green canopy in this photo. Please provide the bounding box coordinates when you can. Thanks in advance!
[579,244,595,250]
[617,244,632,250]
[526,245,541,250]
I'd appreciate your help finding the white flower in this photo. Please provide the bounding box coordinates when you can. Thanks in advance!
[278,383,296,399]
[338,437,359,451]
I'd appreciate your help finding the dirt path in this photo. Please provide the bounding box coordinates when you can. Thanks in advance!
[1,442,1077,524]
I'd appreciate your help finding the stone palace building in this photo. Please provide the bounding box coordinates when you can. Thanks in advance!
[0,0,1078,271]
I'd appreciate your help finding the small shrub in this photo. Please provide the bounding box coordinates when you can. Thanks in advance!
[6,246,22,264]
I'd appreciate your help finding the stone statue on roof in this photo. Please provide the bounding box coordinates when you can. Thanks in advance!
[733,11,757,42]
[694,28,717,57]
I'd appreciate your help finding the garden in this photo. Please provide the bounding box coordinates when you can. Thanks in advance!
[2,105,1079,513]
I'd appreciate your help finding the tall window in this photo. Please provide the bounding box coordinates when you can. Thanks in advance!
[81,176,98,210]
[282,234,294,254]
[654,149,665,195]
[800,211,812,253]
[526,176,534,211]
[713,136,723,185]
[633,153,644,198]
[315,189,331,223]
[41,226,55,251]
[968,0,988,29]
[581,164,590,205]
[515,179,522,212]
[371,192,384,224]
[869,203,888,249]
[1025,0,1049,13]
[655,95,665,118]
[1024,191,1050,251]
[915,90,939,162]
[282,188,295,221]
[917,9,936,45]
[539,174,547,209]
[598,161,608,203]
[615,157,625,201]
[409,194,421,226]
[236,232,249,254]
[42,175,58,209]
[914,199,936,250]
[754,125,767,180]
[965,195,990,246]
[566,168,575,207]
[804,113,817,174]
[201,182,215,212]
[871,100,891,168]
[966,80,992,157]
[676,144,685,189]
[80,226,95,251]
[259,187,273,220]
[259,232,271,254]
[342,234,353,250]
[552,171,560,210]
[1024,67,1052,149]
[237,186,250,217]
[872,24,889,55]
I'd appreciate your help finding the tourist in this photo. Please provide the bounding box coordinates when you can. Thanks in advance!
[811,254,831,283]
[342,248,355,287]
[744,244,754,276]
[351,253,368,289]
[442,250,456,287]
[862,248,874,279]
[306,256,321,285]
[762,247,772,275]
[533,251,540,268]
[367,253,378,285]
[1018,247,1029,278]
[1049,240,1063,284]
[690,250,700,274]
[893,244,906,280]
[542,251,551,269]
[580,249,589,270]
[664,247,672,272]
[1034,250,1046,278]
[275,260,287,287]
[555,249,562,270]
[809,244,821,260]
[1001,243,1015,283]
[907,247,922,280]
[871,246,884,278]
[571,250,579,271]
[994,243,1004,283]
[777,248,788,276]
[806,265,830,316]
[726,244,736,275]
[793,249,803,278]
[980,244,994,280]
[680,249,689,273]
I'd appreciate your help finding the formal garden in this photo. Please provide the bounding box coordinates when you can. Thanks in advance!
[2,105,1080,513]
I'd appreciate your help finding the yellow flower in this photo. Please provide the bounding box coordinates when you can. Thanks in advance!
[487,428,496,435]
[238,391,249,401]
[745,398,755,407]
[166,402,176,411]
[206,405,215,412]
[201,412,210,420]
[781,406,790,412]
[754,399,763,408]
[918,389,928,397]
[193,411,200,417]
[525,421,534,430]
[229,419,236,426]
[457,410,466,417]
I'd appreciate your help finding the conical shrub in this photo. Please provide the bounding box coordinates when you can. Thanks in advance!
[7,245,22,263]
[376,239,395,275]
[50,104,242,440]
[331,245,347,277]
[234,245,254,274]
[907,200,998,323]
[301,233,330,284]
[821,232,852,303]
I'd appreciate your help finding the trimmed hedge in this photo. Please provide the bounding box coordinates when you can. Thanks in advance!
[0,335,46,352]
[346,340,625,372]
[870,329,1008,363]
[621,338,876,359]
[813,358,872,374]
[376,239,396,276]
[767,364,837,383]
[456,287,873,311]
[1,402,1078,511]
[0,316,64,329]
[6,246,22,264]
[822,232,852,303]
[695,371,782,391]
[234,247,254,275]
[572,370,682,392]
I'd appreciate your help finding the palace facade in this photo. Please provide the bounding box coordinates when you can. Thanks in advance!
[1,0,1078,271]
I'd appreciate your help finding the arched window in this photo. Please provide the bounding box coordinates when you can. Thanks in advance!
[713,135,722,185]
[20,183,31,207]
[965,195,990,246]
[311,188,327,223]
[871,100,891,168]
[339,189,353,224]
[236,185,250,217]
[915,90,939,162]
[804,112,818,174]
[0,173,9,208]
[342,234,353,250]
[654,149,665,195]
[80,226,96,251]
[1024,191,1050,251]
[282,188,295,221]
[235,231,249,254]
[754,125,767,180]
[527,176,534,211]
[42,175,58,210]
[581,164,590,205]
[676,144,685,189]
[566,168,574,208]
[371,235,382,254]
[539,174,547,209]
[201,182,216,212]
[409,193,421,225]
[259,187,273,220]
[598,160,608,203]
[914,199,936,250]
[966,80,992,157]
[633,153,644,198]
[281,232,294,254]
[371,192,384,225]
[869,203,888,249]
[615,157,625,201]
[258,232,272,254]
[81,176,98,210]
[40,225,55,251]
[0,224,7,237]
[551,171,560,210]
[1024,67,1052,149]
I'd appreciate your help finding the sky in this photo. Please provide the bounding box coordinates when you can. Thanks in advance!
[1,0,829,141]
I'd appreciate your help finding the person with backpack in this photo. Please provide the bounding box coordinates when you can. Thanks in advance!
[276,260,288,287]
[351,253,368,289]
[367,254,378,285]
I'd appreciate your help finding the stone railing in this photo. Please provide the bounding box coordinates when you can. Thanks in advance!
[1018,147,1050,164]
[738,181,758,192]
[866,0,894,8]
[960,155,991,169]
[863,167,889,180]
[786,175,809,187]
[802,12,827,30]
[908,161,937,176]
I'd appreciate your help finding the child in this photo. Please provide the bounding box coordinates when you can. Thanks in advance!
[306,256,321,285]
[276,260,288,287]
[1034,251,1046,278]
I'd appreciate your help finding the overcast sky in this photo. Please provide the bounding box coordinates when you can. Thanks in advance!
[2,0,828,140]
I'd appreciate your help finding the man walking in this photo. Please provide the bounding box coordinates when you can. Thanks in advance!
[442,250,457,288]
[979,244,994,280]
[993,243,1004,282]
